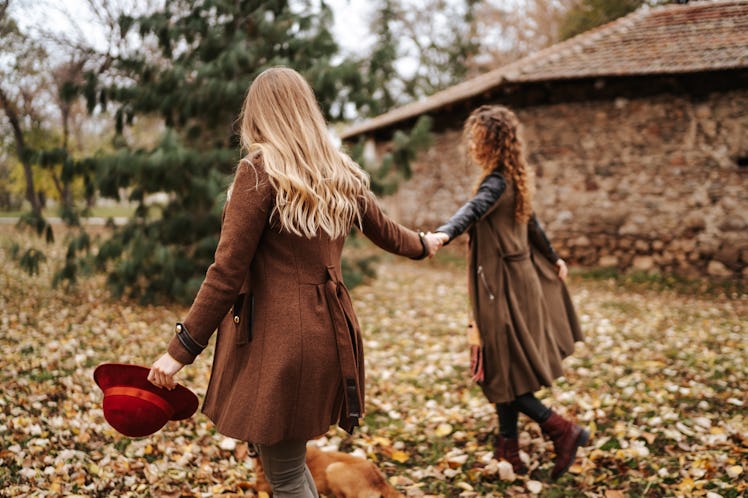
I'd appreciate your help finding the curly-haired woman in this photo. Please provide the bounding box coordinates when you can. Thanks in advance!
[433,105,588,480]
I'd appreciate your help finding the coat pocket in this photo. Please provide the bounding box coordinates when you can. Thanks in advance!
[232,293,254,345]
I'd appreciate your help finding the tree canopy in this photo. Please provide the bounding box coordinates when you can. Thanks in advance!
[4,0,671,302]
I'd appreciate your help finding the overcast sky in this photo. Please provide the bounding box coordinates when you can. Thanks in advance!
[13,0,378,58]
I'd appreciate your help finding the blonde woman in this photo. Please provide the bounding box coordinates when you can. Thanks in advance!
[148,67,442,497]
[434,105,587,480]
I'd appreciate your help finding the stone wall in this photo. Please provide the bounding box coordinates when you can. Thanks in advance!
[373,89,748,278]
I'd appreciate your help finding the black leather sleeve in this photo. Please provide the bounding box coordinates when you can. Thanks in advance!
[435,172,507,244]
[527,212,560,263]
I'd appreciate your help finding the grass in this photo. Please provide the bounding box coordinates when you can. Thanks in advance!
[575,266,748,298]
[0,205,136,219]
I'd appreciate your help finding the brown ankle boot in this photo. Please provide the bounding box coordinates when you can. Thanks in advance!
[540,412,590,480]
[493,434,528,475]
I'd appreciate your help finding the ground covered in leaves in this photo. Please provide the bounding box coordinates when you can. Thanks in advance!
[1,231,746,497]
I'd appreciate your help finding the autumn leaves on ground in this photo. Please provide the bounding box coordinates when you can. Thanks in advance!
[1,231,746,497]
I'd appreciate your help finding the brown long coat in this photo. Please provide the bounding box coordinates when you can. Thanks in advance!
[468,184,583,404]
[167,158,424,445]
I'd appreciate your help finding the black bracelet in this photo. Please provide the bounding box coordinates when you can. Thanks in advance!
[417,231,428,259]
[175,323,205,356]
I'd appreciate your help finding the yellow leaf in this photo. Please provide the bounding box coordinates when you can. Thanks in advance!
[258,492,270,498]
[726,465,743,478]
[568,463,584,474]
[605,491,625,498]
[640,431,657,444]
[391,450,409,463]
[678,477,694,491]
[435,423,453,437]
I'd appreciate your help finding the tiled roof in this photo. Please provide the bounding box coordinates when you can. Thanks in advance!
[341,0,748,139]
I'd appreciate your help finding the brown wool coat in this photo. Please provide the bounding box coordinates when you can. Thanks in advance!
[167,158,425,445]
[468,185,583,404]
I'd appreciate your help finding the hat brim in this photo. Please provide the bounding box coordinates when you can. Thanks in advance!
[94,363,199,420]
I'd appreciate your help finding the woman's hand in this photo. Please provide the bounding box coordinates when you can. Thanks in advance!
[423,231,450,258]
[434,232,450,245]
[147,353,184,390]
[423,232,447,258]
[555,258,568,281]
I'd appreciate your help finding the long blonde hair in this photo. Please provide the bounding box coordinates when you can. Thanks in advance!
[239,67,370,239]
[464,105,534,223]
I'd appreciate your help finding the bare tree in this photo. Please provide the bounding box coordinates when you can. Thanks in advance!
[469,0,576,73]
[0,0,48,215]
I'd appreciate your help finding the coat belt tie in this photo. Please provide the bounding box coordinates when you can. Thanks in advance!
[324,265,362,433]
[503,251,530,262]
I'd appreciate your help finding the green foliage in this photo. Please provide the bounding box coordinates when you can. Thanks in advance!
[359,0,400,116]
[341,250,379,289]
[350,115,433,196]
[52,230,92,289]
[9,244,47,276]
[559,0,669,40]
[69,0,368,303]
[17,211,54,243]
[356,0,480,113]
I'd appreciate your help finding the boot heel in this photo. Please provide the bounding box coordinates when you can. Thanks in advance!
[540,411,590,480]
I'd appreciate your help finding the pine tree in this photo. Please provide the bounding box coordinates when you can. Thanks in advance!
[75,0,364,303]
[362,0,401,116]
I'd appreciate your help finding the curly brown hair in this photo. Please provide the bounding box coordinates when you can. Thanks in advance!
[463,105,534,223]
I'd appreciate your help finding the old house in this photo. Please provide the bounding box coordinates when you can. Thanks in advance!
[341,0,748,279]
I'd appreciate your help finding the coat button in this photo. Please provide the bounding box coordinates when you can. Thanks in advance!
[233,316,240,324]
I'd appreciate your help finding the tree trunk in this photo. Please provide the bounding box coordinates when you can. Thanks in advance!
[0,87,42,216]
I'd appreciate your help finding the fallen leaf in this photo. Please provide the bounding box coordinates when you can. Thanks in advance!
[526,480,543,494]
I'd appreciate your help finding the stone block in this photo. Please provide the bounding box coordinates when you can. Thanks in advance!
[634,239,650,252]
[571,235,591,247]
[680,239,697,253]
[718,215,747,232]
[657,253,674,264]
[632,256,655,271]
[714,245,741,267]
[598,255,619,267]
[683,212,706,232]
[696,235,720,257]
[707,260,733,277]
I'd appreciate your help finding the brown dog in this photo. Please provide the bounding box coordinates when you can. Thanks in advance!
[255,445,405,498]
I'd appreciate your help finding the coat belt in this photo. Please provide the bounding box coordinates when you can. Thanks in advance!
[324,265,362,434]
[503,251,529,262]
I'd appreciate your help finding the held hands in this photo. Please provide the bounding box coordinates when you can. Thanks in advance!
[147,352,184,390]
[555,258,568,281]
[422,232,449,258]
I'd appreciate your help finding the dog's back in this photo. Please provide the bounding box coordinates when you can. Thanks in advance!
[255,445,405,498]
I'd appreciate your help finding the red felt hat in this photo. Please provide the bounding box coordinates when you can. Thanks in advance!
[94,363,199,438]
